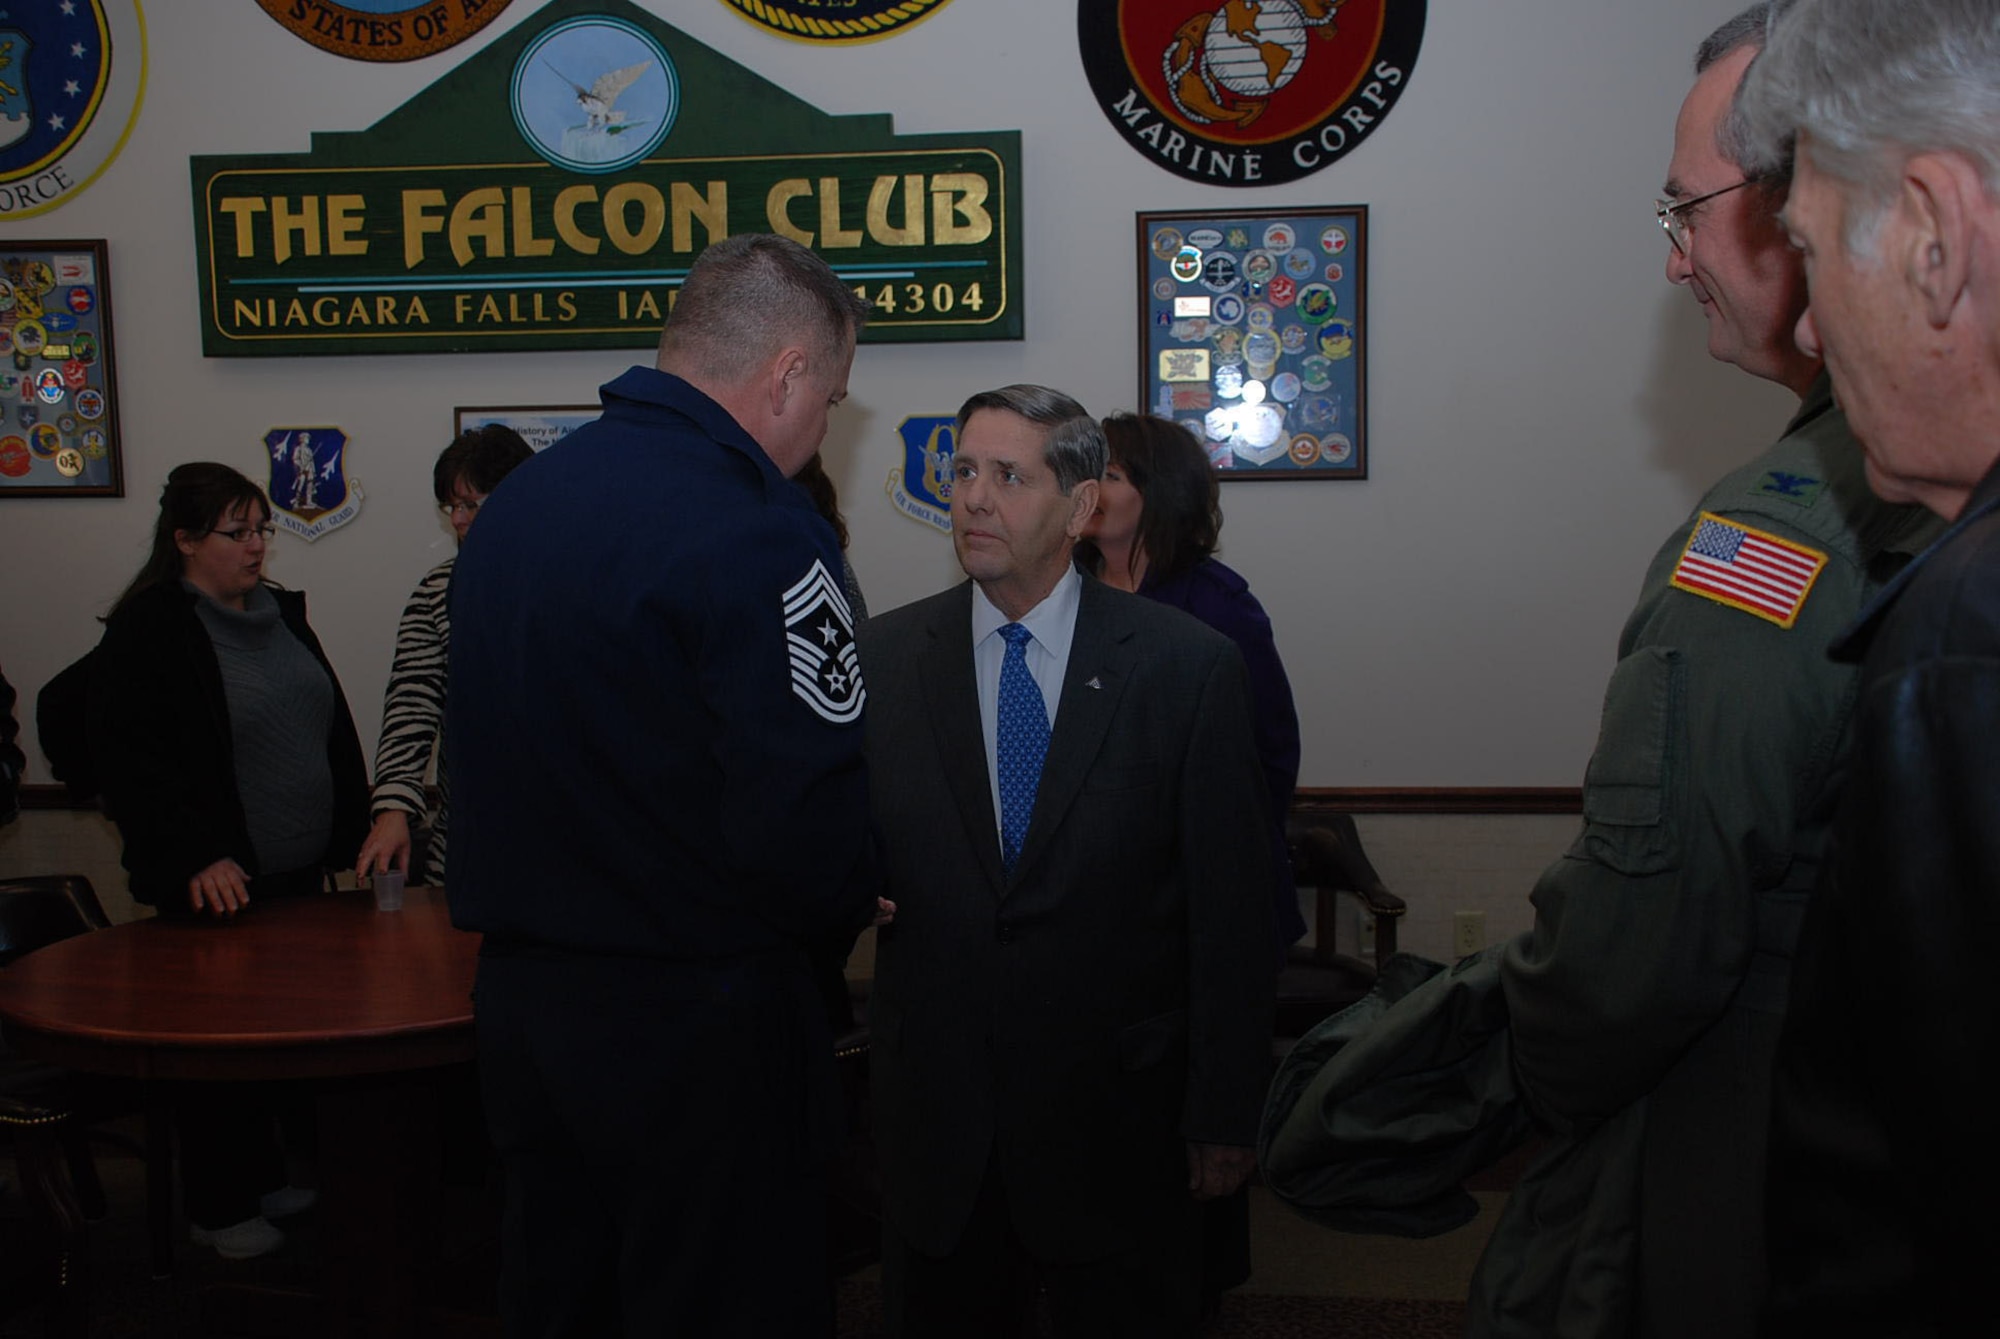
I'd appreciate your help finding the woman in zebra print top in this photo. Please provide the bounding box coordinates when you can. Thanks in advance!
[355,425,532,886]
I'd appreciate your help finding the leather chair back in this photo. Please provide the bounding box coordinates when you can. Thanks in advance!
[0,875,111,969]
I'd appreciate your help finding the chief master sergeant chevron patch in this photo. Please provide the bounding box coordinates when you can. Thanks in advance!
[783,558,865,723]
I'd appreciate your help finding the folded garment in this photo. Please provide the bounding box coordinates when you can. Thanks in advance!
[1260,944,1535,1238]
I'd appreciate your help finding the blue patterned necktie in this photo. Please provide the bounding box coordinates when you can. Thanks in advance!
[997,622,1050,873]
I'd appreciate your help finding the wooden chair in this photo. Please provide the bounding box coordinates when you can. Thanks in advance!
[1276,814,1407,1041]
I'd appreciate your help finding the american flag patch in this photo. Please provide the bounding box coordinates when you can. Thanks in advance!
[1669,512,1827,628]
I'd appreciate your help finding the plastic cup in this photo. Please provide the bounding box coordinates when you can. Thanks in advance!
[372,868,406,912]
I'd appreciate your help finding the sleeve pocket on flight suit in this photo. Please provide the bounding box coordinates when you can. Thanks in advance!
[1572,646,1686,876]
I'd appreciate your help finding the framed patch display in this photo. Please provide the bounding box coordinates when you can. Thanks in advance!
[0,239,123,497]
[1137,205,1366,481]
[453,405,601,454]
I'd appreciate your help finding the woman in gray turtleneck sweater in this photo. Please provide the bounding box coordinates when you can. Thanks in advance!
[87,462,368,1259]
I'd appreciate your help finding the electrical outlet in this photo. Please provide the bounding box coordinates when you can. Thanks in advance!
[1453,910,1487,957]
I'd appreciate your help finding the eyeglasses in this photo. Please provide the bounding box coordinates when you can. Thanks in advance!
[210,524,277,544]
[440,497,486,519]
[1655,179,1755,254]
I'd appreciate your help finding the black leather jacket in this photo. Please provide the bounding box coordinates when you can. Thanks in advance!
[1765,458,2000,1337]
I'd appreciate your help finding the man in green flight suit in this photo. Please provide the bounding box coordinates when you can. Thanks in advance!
[1465,8,1942,1337]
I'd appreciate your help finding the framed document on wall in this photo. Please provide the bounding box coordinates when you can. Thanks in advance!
[0,240,123,497]
[453,405,601,455]
[1137,205,1367,481]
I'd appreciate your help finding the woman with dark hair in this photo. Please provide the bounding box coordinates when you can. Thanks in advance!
[1080,414,1305,945]
[1080,413,1306,1316]
[793,451,868,620]
[87,461,369,1258]
[356,425,533,885]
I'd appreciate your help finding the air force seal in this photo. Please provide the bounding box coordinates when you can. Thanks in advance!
[784,559,864,724]
[1077,0,1427,187]
[0,1,147,221]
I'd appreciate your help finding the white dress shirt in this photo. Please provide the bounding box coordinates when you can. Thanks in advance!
[970,566,1081,849]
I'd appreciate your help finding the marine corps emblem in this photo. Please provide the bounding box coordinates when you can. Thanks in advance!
[783,559,865,725]
[266,427,364,542]
[1077,0,1427,186]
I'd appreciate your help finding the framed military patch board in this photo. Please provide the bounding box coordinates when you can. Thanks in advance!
[0,239,122,497]
[1137,205,1366,481]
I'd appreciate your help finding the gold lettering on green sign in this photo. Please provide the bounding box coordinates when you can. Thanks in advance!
[931,173,991,245]
[271,197,322,264]
[671,182,727,252]
[818,178,862,248]
[867,175,925,246]
[328,195,369,256]
[450,187,508,265]
[404,189,448,268]
[602,182,666,255]
[511,187,555,258]
[766,179,812,244]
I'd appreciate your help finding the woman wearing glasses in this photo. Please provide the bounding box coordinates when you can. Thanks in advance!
[355,426,532,887]
[87,461,369,1257]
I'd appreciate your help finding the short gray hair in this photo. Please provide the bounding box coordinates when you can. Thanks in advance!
[1700,5,1787,183]
[1696,4,1770,72]
[954,384,1107,494]
[657,233,871,383]
[1738,0,2000,250]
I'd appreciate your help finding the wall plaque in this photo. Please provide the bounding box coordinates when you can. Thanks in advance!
[721,1,957,45]
[254,1,514,63]
[1077,0,1426,187]
[192,0,1022,357]
[0,1,146,221]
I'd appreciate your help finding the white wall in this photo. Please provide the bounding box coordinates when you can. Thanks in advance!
[2,0,1783,799]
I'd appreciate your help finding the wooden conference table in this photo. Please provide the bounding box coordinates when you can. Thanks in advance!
[0,884,481,1338]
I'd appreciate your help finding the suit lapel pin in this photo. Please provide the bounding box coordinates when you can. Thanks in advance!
[1086,676,1103,690]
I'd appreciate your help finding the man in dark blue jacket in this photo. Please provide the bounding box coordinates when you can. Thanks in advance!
[447,234,877,1337]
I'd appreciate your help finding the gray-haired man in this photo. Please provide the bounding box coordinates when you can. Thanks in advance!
[858,386,1275,1338]
[1464,7,1940,1335]
[1737,1,2000,1331]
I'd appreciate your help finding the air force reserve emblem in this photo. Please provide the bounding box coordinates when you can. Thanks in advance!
[1077,0,1427,187]
[885,415,956,534]
[784,559,865,725]
[0,1,146,221]
[265,427,364,542]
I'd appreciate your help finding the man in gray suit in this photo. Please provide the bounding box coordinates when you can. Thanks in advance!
[858,385,1277,1338]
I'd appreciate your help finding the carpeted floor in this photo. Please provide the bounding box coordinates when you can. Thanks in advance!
[2,1129,1508,1338]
